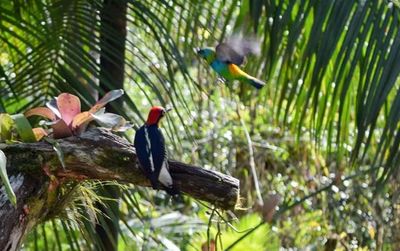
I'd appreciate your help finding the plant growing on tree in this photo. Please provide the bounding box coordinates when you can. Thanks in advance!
[0,89,130,206]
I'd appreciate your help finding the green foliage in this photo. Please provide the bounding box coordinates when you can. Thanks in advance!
[1,0,400,250]
[10,114,36,142]
[0,112,36,206]
[0,149,16,206]
[0,113,13,141]
[188,214,280,251]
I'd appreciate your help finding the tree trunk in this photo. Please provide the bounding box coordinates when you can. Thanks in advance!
[0,128,239,251]
[97,0,127,250]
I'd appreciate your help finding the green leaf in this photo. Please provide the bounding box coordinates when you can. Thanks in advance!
[43,137,66,170]
[0,113,14,141]
[11,113,36,143]
[0,149,17,206]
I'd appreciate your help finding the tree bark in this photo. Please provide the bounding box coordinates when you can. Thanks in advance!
[97,0,127,247]
[0,128,239,250]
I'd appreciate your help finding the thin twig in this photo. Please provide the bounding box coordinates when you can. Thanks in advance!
[216,219,223,251]
[237,108,264,206]
[207,207,216,251]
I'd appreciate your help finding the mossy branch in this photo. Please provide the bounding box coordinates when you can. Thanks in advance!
[0,128,240,250]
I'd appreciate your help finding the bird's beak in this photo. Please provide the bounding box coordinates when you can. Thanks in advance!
[195,47,201,54]
[161,107,172,119]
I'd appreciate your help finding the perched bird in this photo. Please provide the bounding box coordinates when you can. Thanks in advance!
[134,106,179,195]
[197,36,265,89]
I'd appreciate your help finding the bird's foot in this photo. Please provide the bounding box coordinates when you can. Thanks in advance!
[216,77,225,85]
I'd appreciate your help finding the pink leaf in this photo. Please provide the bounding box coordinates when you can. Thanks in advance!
[57,93,81,126]
[24,107,56,121]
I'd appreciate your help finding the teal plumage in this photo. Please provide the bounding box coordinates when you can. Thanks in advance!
[210,60,230,78]
[197,39,265,89]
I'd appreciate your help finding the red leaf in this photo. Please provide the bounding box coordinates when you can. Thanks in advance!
[52,119,73,139]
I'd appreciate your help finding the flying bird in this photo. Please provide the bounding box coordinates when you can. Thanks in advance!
[134,106,179,195]
[197,36,265,89]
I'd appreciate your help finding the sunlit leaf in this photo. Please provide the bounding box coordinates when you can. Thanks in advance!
[11,114,36,143]
[0,149,17,206]
[158,236,180,251]
[71,111,94,133]
[0,113,14,141]
[24,107,56,121]
[32,127,48,141]
[2,0,400,249]
[57,93,81,126]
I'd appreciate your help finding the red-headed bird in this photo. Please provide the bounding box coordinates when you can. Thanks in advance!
[134,106,179,195]
[197,36,265,89]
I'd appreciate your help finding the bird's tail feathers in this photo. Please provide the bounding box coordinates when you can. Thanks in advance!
[163,185,180,196]
[145,166,179,196]
[149,177,180,196]
[149,177,159,190]
[246,76,265,89]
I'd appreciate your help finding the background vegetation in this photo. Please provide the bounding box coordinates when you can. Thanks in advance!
[1,0,400,249]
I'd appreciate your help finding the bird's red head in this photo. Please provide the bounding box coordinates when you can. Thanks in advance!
[146,106,169,126]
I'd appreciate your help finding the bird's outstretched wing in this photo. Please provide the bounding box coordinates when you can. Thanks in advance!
[216,43,245,65]
[216,35,260,65]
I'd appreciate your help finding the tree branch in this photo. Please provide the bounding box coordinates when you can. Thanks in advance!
[0,128,239,250]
